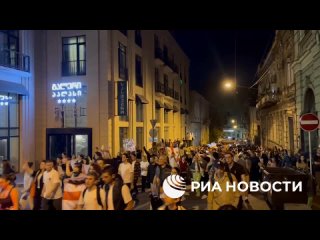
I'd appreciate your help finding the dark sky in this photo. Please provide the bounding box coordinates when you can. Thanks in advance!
[173,30,275,102]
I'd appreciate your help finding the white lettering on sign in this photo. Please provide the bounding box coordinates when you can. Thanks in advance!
[0,95,13,106]
[51,82,82,104]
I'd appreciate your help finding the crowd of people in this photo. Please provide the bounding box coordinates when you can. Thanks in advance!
[1,141,320,210]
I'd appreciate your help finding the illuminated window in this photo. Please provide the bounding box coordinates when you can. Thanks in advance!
[62,36,86,76]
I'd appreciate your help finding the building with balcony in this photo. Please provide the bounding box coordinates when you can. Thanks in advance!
[31,30,190,164]
[292,30,320,153]
[189,91,210,145]
[0,30,35,172]
[254,30,297,153]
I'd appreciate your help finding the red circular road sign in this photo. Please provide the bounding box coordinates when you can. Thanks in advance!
[300,113,320,132]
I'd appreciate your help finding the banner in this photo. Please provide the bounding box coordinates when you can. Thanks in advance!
[118,81,127,116]
[123,138,136,152]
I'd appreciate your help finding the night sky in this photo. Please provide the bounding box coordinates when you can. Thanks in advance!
[173,30,275,102]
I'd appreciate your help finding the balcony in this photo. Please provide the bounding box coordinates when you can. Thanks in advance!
[283,84,295,99]
[155,81,165,94]
[119,67,128,81]
[174,90,179,101]
[163,56,173,73]
[164,86,174,98]
[256,93,280,109]
[62,60,86,76]
[154,47,164,65]
[0,49,30,72]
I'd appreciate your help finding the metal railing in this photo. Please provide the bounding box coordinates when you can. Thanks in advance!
[155,47,164,60]
[155,81,165,93]
[0,49,30,72]
[62,60,86,76]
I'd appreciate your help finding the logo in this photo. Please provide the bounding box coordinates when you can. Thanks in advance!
[163,175,186,198]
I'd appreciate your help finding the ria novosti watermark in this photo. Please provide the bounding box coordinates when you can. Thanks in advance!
[191,181,303,193]
[163,175,303,199]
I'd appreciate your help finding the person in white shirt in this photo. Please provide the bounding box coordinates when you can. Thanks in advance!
[102,166,134,210]
[140,156,149,192]
[41,159,63,210]
[20,161,34,210]
[169,152,178,169]
[118,153,132,188]
[77,171,106,210]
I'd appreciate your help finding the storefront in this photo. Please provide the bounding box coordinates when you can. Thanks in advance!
[0,81,28,172]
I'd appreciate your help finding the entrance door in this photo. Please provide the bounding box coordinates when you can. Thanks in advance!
[46,128,92,160]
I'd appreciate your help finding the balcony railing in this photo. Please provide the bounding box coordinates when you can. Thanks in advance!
[155,47,164,61]
[164,86,174,98]
[62,60,86,76]
[256,93,279,109]
[0,49,30,72]
[155,81,165,94]
[174,90,179,100]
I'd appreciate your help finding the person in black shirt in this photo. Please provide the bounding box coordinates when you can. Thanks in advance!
[224,151,246,209]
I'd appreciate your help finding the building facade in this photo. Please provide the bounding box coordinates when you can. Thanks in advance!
[32,30,190,165]
[292,30,320,153]
[0,30,36,172]
[255,30,297,153]
[189,90,210,145]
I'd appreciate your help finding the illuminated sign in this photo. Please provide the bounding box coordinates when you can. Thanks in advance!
[118,81,127,116]
[0,95,13,106]
[52,82,82,104]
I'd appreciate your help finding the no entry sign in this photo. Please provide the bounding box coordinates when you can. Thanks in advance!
[300,113,319,132]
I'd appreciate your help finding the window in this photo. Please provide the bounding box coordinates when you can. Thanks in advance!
[287,63,293,86]
[62,36,86,76]
[136,127,144,150]
[154,35,159,49]
[0,93,20,172]
[164,127,169,141]
[0,30,29,72]
[136,97,144,122]
[118,43,127,80]
[135,55,143,87]
[119,30,127,36]
[164,74,168,93]
[135,30,142,47]
[156,108,161,123]
[163,45,168,62]
[164,110,169,123]
[155,68,159,83]
[119,127,128,151]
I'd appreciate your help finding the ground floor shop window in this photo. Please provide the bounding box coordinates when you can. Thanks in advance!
[119,127,128,152]
[136,127,144,150]
[0,92,19,172]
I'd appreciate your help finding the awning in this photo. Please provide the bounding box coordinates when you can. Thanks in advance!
[0,80,29,96]
[136,94,149,104]
[164,102,173,111]
[180,108,185,114]
[155,100,164,108]
[173,105,179,112]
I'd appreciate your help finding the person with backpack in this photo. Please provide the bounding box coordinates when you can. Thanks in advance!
[77,171,106,210]
[207,161,240,210]
[101,166,134,210]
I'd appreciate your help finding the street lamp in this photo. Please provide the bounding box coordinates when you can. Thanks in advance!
[233,125,238,129]
[231,119,235,124]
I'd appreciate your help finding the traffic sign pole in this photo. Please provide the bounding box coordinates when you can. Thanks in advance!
[300,113,319,177]
[309,132,313,176]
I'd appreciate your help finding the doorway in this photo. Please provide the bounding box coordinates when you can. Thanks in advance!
[46,128,92,160]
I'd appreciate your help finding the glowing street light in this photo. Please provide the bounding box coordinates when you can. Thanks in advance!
[233,125,238,129]
[231,119,235,124]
